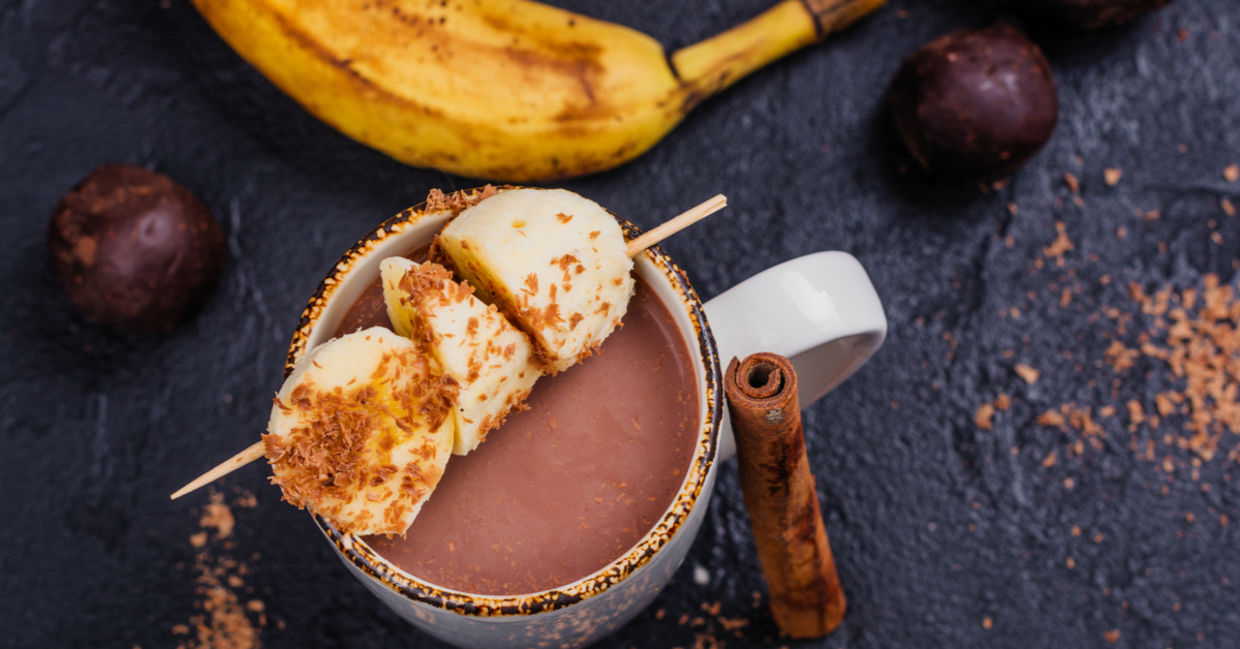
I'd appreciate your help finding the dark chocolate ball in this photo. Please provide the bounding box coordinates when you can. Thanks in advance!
[48,164,226,333]
[1000,0,1175,30]
[888,23,1059,184]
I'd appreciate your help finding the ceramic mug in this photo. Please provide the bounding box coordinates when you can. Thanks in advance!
[283,188,887,649]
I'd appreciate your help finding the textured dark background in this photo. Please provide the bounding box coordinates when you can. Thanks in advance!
[3,0,1239,647]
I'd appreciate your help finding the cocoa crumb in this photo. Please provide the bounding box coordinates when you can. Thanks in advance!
[201,494,235,539]
[1015,364,1040,384]
[1064,173,1080,195]
[1104,168,1122,186]
[1224,164,1239,183]
[1043,222,1074,267]
[975,403,995,430]
[1104,629,1120,643]
[1105,341,1139,371]
[1037,410,1064,428]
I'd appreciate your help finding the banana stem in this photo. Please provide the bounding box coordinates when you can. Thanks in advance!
[670,0,885,98]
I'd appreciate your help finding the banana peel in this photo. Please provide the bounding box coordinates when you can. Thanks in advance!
[191,0,885,181]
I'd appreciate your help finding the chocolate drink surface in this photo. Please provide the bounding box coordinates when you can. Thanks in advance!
[335,272,699,595]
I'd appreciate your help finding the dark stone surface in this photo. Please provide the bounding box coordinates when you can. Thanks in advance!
[2,0,1238,648]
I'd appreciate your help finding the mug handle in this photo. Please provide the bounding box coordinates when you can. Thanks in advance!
[702,251,887,461]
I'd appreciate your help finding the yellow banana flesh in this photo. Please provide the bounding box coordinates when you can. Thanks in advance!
[191,0,883,181]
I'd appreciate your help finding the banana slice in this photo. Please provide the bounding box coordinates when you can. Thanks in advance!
[438,188,635,373]
[264,327,458,536]
[381,257,541,455]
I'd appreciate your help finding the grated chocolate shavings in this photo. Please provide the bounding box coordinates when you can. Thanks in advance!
[423,185,499,214]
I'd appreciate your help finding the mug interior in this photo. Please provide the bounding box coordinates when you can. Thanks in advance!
[284,190,722,615]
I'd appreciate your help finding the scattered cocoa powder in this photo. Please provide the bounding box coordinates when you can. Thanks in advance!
[663,599,760,647]
[1112,275,1240,465]
[974,214,1240,536]
[173,489,268,649]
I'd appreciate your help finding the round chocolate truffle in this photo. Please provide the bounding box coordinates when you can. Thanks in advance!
[888,23,1059,183]
[48,164,226,332]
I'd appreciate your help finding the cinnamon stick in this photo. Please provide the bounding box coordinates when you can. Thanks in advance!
[724,352,845,637]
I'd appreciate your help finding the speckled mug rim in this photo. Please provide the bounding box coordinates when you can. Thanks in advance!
[283,187,723,617]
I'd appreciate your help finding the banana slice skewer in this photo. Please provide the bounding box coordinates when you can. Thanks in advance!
[438,188,634,373]
[381,257,541,456]
[169,191,726,536]
[264,327,457,535]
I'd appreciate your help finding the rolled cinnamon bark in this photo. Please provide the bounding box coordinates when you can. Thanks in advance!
[724,352,846,638]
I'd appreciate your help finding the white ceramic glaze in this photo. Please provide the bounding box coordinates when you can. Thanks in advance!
[705,251,886,461]
[290,196,886,649]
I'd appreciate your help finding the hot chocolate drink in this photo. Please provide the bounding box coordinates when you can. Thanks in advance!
[335,269,699,595]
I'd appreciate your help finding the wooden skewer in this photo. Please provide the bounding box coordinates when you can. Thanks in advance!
[169,194,727,501]
[625,194,726,258]
[170,440,265,500]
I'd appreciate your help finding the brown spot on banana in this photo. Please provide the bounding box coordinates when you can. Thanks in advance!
[500,46,602,108]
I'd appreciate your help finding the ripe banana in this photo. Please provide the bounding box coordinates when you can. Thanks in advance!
[264,326,457,536]
[438,188,633,372]
[380,257,541,455]
[190,0,884,181]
